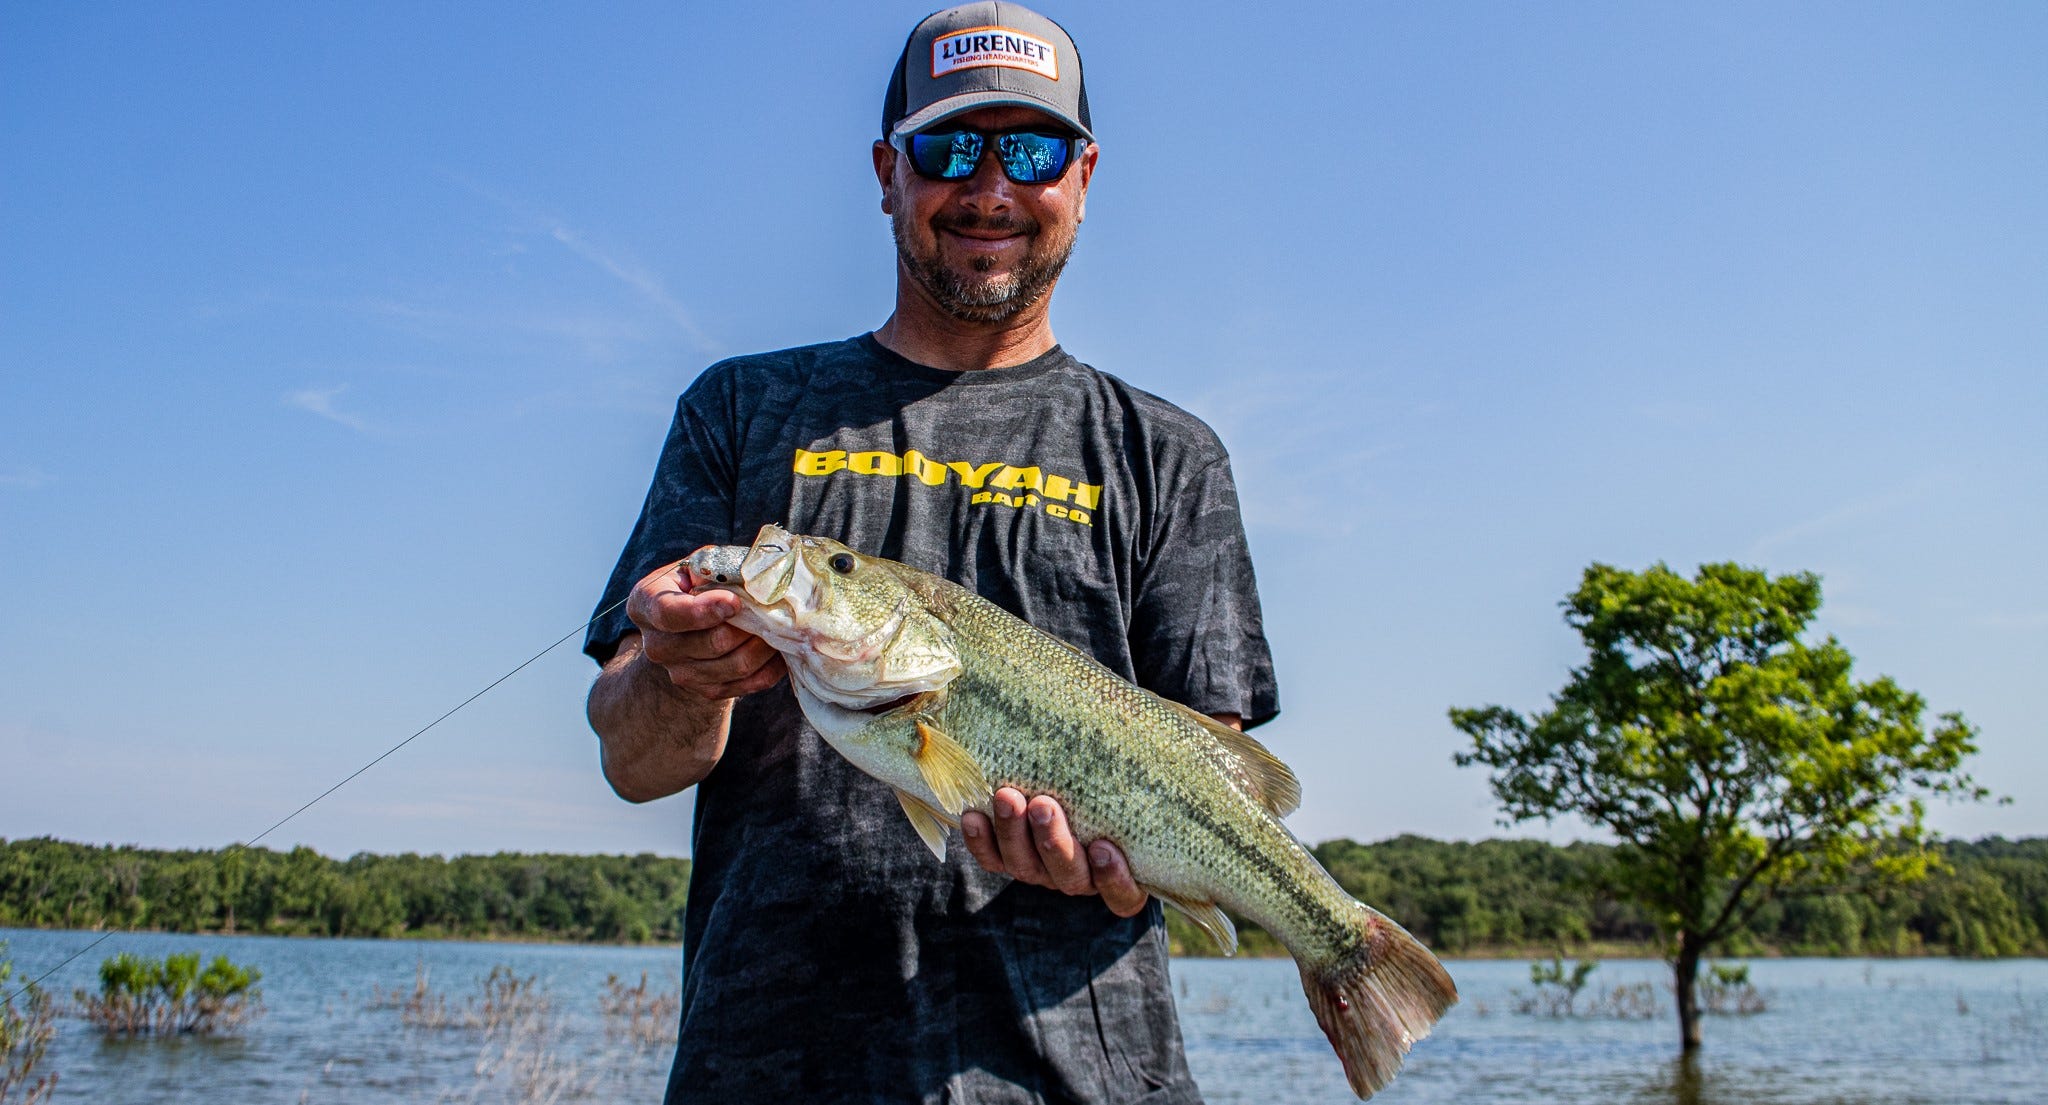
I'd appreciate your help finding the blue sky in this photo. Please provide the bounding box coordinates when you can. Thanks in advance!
[3,2,2042,859]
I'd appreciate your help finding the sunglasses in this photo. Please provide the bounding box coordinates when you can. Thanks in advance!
[894,126,1087,184]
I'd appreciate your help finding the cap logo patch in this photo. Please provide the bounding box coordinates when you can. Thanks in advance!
[931,25,1059,81]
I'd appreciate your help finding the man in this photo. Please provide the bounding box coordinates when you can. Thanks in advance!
[585,5,1277,1102]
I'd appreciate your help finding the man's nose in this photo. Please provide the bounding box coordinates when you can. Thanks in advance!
[954,147,1015,211]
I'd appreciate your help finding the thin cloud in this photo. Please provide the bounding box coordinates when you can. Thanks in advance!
[547,225,716,350]
[1748,474,1942,558]
[446,172,718,352]
[0,465,54,489]
[283,385,371,432]
[1180,369,1413,538]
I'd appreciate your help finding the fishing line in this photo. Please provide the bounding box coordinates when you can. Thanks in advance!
[2,597,628,1004]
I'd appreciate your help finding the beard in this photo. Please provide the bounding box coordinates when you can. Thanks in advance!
[891,209,1077,325]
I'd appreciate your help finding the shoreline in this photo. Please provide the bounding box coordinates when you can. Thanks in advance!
[5,924,2035,962]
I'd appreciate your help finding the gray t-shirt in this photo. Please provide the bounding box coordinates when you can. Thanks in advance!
[588,334,1279,1104]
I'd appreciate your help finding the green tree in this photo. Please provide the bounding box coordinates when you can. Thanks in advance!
[1450,562,1990,1053]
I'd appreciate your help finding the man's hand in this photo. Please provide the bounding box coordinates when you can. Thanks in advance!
[960,788,1149,918]
[590,558,788,802]
[628,560,787,700]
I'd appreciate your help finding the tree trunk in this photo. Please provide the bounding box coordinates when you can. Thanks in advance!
[1673,932,1705,1052]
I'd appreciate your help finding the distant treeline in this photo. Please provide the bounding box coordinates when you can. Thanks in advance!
[4,835,2042,956]
[0,840,689,943]
[1285,835,2048,960]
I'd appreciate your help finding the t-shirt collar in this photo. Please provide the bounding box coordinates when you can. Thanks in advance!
[859,332,1071,386]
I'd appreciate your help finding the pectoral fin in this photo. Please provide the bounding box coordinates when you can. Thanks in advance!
[913,720,989,816]
[894,790,953,861]
[1153,890,1239,956]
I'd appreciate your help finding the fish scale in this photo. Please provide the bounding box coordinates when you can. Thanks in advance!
[684,525,1457,1099]
[938,604,1335,943]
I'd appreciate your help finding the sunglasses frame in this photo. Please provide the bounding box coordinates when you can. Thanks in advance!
[892,125,1089,185]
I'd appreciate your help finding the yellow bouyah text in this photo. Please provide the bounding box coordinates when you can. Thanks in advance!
[793,448,1101,525]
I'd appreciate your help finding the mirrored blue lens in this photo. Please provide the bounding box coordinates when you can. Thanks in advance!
[995,132,1072,182]
[906,129,1075,183]
[909,131,986,179]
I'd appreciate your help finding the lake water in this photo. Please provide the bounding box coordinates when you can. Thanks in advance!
[4,928,2042,1103]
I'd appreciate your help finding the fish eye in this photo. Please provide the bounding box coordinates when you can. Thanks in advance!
[829,553,857,575]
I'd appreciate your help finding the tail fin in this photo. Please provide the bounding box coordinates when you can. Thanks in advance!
[1297,906,1458,1099]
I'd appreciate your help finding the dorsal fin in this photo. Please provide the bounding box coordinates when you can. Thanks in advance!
[1165,699,1301,817]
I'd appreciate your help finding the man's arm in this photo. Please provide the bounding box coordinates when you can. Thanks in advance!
[587,633,732,801]
[586,563,787,802]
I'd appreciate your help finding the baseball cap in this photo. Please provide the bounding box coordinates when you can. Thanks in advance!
[882,3,1093,142]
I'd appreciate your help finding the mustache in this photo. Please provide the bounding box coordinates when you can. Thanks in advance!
[933,212,1040,235]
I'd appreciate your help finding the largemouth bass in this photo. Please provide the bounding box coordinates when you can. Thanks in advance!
[681,524,1456,1098]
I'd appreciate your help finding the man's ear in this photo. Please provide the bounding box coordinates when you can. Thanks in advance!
[873,140,897,215]
[1074,142,1099,223]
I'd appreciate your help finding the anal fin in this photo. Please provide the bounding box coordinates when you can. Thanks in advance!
[1153,890,1239,956]
[894,790,954,861]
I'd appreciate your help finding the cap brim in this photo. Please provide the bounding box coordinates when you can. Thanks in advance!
[891,90,1093,142]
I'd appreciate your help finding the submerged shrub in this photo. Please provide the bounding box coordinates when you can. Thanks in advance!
[600,972,680,1047]
[368,960,452,1028]
[370,962,590,1101]
[1515,956,1599,1016]
[1699,961,1770,1015]
[377,963,549,1033]
[73,952,262,1037]
[1512,956,1660,1019]
[2,948,59,1105]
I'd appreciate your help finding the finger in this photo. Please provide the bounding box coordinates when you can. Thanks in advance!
[630,573,743,636]
[646,589,744,636]
[699,654,789,701]
[664,641,786,700]
[960,811,1004,874]
[641,621,767,666]
[1086,841,1150,918]
[990,788,1050,885]
[625,562,690,628]
[1025,796,1093,895]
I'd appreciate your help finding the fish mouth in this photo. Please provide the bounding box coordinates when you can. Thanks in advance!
[854,691,923,715]
[680,527,813,650]
[738,524,812,612]
[701,524,964,710]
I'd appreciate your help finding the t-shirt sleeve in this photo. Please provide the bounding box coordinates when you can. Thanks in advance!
[583,377,739,665]
[1127,453,1281,728]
